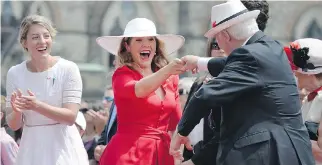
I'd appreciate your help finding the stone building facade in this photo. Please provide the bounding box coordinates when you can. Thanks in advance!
[1,1,322,100]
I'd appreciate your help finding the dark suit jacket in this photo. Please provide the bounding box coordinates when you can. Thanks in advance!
[97,101,118,146]
[178,31,315,165]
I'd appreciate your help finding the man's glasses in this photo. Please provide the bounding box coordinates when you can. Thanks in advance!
[179,88,189,96]
[104,96,114,102]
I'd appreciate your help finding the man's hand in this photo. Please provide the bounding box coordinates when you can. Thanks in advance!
[169,132,193,161]
[94,145,106,161]
[181,55,200,73]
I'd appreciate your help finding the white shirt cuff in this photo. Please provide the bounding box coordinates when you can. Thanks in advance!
[197,57,211,71]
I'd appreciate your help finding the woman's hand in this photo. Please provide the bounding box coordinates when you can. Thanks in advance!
[165,58,186,75]
[15,89,40,111]
[86,109,109,134]
[10,89,25,113]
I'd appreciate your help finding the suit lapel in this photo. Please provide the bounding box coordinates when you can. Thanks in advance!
[245,31,265,45]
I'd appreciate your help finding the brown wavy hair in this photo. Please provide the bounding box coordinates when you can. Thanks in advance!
[117,37,169,72]
[206,38,214,58]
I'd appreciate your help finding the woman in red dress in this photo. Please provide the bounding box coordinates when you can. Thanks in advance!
[96,18,186,165]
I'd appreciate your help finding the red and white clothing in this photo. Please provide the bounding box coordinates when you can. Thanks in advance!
[302,87,322,123]
[301,87,322,165]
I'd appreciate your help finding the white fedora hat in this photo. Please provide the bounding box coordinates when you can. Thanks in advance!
[290,38,322,75]
[96,18,185,56]
[204,0,260,38]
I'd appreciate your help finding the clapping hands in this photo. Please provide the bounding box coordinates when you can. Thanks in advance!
[86,109,109,134]
[10,89,40,113]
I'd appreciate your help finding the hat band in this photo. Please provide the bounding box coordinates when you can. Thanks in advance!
[305,64,322,71]
[299,63,322,72]
[212,9,249,28]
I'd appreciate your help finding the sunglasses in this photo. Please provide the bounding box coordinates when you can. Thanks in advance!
[104,96,114,102]
[179,88,189,96]
[211,40,220,50]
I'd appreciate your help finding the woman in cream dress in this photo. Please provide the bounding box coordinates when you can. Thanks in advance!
[6,15,88,165]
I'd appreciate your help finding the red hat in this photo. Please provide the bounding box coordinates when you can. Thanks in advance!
[284,46,298,71]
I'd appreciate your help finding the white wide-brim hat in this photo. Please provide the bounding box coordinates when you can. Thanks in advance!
[204,0,260,38]
[96,18,185,56]
[290,38,322,75]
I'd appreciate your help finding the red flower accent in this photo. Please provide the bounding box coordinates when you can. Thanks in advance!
[212,21,217,28]
[284,46,298,71]
[290,41,300,50]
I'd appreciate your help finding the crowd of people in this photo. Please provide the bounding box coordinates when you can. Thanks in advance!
[1,0,322,165]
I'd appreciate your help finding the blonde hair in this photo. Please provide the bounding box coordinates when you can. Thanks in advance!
[18,15,57,51]
[117,37,169,72]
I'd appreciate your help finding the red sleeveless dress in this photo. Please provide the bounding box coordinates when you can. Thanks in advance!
[99,66,182,165]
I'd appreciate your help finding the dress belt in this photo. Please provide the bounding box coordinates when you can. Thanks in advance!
[117,123,171,149]
[22,114,61,127]
[24,122,60,127]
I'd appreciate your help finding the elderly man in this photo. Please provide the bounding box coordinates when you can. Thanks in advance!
[170,1,315,165]
[181,1,270,165]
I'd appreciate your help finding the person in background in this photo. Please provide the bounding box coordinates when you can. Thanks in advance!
[179,77,196,109]
[6,15,88,165]
[287,38,322,164]
[241,0,269,32]
[284,45,310,103]
[94,101,117,162]
[182,38,226,165]
[85,86,113,135]
[80,100,89,109]
[85,104,109,136]
[94,63,119,163]
[1,95,19,165]
[102,86,114,111]
[79,107,101,164]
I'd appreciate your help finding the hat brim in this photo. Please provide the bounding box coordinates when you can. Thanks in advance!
[295,68,322,75]
[96,34,185,56]
[204,10,260,38]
